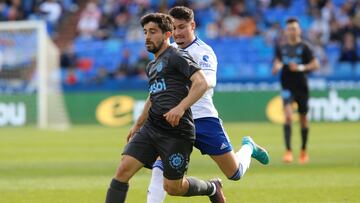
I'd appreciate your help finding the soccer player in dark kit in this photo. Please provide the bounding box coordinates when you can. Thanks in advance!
[272,18,319,164]
[105,13,226,203]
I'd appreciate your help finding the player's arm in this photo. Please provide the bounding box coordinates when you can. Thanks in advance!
[272,57,283,75]
[272,45,283,75]
[289,44,320,72]
[164,70,208,127]
[127,95,151,142]
[289,58,319,72]
[196,51,217,89]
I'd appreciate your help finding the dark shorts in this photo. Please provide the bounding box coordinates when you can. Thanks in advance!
[194,117,233,155]
[281,88,309,114]
[122,122,194,180]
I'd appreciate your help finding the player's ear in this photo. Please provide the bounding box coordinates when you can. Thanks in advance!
[191,20,196,31]
[164,31,172,40]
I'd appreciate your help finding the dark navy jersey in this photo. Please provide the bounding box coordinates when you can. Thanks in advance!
[275,41,315,91]
[145,46,200,138]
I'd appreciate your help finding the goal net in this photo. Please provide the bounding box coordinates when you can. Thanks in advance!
[0,21,70,129]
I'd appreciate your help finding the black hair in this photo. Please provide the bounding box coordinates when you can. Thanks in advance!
[140,13,174,33]
[169,6,194,22]
[286,17,299,25]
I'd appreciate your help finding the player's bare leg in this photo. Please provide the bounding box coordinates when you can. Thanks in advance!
[283,103,294,163]
[106,155,144,203]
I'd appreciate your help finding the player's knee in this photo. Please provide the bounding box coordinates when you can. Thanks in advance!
[227,166,242,181]
[285,115,292,123]
[163,184,182,196]
[114,163,133,181]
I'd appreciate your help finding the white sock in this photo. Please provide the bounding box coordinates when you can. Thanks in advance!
[235,144,252,177]
[147,167,166,203]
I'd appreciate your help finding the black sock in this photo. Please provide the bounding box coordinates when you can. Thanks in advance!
[105,178,129,203]
[284,124,292,151]
[183,177,214,196]
[301,128,309,150]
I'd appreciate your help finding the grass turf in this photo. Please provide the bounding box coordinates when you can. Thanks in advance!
[0,122,359,203]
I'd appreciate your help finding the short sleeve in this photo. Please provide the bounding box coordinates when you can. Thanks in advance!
[303,43,315,63]
[170,51,200,79]
[196,51,217,87]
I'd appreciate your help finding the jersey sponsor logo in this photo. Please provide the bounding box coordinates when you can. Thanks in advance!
[283,56,301,65]
[169,153,185,170]
[149,78,167,94]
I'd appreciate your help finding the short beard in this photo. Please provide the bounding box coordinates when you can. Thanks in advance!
[147,40,164,54]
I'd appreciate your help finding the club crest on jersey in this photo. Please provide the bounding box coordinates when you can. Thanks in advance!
[149,78,166,94]
[199,55,211,68]
[169,153,184,170]
[202,55,209,62]
[155,62,163,72]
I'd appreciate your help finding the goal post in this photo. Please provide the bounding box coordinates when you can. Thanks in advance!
[0,20,70,129]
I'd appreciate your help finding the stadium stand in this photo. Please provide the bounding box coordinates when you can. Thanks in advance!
[0,0,359,91]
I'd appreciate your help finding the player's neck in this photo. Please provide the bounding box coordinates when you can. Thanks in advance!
[180,35,196,49]
[288,37,301,45]
[154,43,170,59]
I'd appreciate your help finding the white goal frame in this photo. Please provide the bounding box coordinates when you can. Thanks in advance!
[0,20,70,129]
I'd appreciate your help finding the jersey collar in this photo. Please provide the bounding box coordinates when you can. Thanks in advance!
[182,36,198,50]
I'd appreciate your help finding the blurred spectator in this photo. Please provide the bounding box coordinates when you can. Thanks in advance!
[113,12,130,38]
[133,49,150,78]
[264,22,282,45]
[335,2,351,28]
[115,49,133,78]
[28,5,46,21]
[93,66,109,84]
[308,11,329,45]
[339,32,358,65]
[321,0,335,23]
[65,69,78,85]
[94,14,113,40]
[329,19,341,43]
[39,0,62,25]
[270,0,290,8]
[77,2,101,39]
[0,0,24,21]
[221,1,257,37]
[60,44,77,69]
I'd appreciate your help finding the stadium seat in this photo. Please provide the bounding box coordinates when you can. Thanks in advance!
[335,62,353,77]
[354,63,360,76]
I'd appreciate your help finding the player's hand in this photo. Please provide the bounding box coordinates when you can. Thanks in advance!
[163,106,185,127]
[272,67,279,75]
[127,125,141,142]
[289,62,299,72]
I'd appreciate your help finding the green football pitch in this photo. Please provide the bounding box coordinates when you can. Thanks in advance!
[1,122,359,203]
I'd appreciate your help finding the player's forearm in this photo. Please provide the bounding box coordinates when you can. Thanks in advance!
[178,71,208,111]
[134,96,151,127]
[272,59,282,70]
[303,59,320,71]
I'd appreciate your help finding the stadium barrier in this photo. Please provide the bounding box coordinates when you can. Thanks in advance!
[2,89,359,127]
